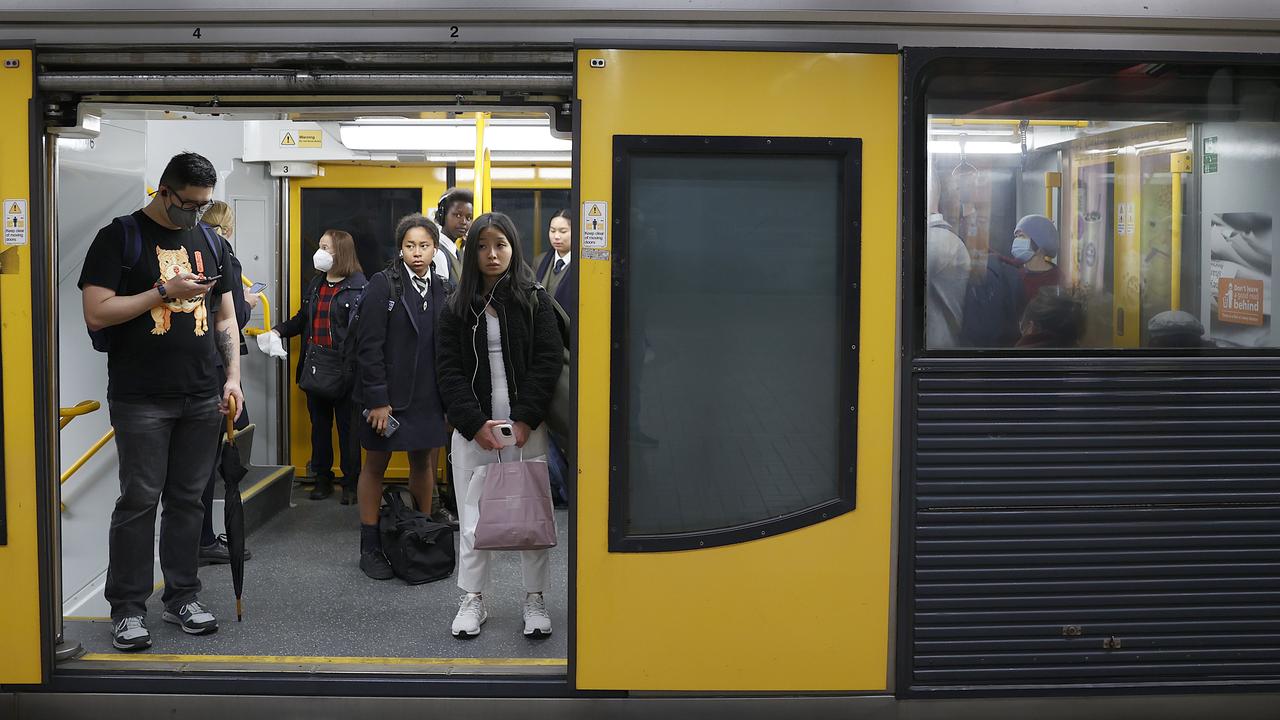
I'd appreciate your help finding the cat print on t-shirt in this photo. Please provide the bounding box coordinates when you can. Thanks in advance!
[150,246,209,336]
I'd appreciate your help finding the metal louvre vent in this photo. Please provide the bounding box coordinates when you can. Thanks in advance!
[908,368,1280,690]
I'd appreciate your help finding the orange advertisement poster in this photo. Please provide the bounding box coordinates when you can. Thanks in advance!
[1219,277,1265,326]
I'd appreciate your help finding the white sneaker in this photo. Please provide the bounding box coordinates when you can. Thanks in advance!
[522,593,552,637]
[452,593,487,638]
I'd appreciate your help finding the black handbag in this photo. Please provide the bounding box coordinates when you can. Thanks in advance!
[298,344,351,400]
[378,489,456,585]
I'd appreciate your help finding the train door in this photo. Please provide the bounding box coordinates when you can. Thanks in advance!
[0,46,45,686]
[573,47,899,691]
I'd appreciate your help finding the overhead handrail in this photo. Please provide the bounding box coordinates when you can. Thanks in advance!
[58,399,100,429]
[240,274,272,337]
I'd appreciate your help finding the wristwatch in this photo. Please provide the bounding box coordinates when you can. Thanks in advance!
[156,281,170,300]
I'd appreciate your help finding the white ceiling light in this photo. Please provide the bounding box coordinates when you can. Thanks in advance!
[338,118,570,161]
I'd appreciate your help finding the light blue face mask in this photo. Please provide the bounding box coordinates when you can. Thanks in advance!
[1011,236,1035,262]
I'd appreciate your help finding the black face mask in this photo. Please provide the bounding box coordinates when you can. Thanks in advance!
[166,204,203,231]
[163,189,208,230]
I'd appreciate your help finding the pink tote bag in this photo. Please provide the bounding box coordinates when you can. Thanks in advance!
[473,452,557,551]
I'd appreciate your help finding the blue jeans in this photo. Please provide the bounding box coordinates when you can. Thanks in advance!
[106,395,222,620]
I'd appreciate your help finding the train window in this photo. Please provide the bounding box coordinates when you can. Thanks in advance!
[609,136,859,551]
[299,187,422,281]
[492,187,571,263]
[921,58,1280,350]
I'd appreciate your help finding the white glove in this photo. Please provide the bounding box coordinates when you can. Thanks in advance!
[256,330,287,359]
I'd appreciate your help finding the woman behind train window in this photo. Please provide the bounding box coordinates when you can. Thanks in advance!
[436,212,564,639]
[271,230,366,503]
[352,214,452,581]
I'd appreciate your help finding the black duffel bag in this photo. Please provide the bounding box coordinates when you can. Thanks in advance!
[378,488,456,585]
[297,344,351,400]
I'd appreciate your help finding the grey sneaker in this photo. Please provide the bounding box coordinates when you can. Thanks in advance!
[522,593,552,637]
[451,593,487,638]
[112,615,151,651]
[162,600,218,635]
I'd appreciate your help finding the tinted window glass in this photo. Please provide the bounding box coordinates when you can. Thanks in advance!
[923,59,1280,350]
[299,188,422,281]
[493,188,572,263]
[623,153,844,535]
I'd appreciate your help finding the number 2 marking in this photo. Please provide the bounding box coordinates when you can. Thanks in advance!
[450,26,459,38]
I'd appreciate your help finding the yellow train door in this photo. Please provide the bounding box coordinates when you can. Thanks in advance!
[574,47,899,691]
[0,47,45,684]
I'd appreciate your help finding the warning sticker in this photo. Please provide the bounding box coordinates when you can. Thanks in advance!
[1219,277,1264,326]
[282,129,323,148]
[582,248,609,261]
[582,201,608,249]
[3,198,26,246]
[296,130,322,148]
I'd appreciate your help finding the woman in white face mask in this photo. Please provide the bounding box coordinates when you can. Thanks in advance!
[272,230,367,504]
[1011,214,1062,309]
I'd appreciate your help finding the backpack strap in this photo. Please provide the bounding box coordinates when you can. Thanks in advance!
[197,222,224,273]
[114,215,143,272]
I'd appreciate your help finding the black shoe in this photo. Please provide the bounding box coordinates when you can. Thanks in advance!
[340,487,357,505]
[200,534,251,565]
[432,507,460,530]
[360,550,394,580]
[310,476,334,500]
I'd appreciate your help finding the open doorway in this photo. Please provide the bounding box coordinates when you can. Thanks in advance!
[55,106,574,674]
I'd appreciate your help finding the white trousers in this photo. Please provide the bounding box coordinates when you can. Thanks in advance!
[451,427,551,594]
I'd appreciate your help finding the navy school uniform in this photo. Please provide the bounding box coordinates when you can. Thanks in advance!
[534,250,576,324]
[354,266,451,451]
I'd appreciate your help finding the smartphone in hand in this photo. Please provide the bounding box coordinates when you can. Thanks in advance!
[196,274,222,285]
[494,422,516,447]
[247,281,267,294]
[362,408,400,437]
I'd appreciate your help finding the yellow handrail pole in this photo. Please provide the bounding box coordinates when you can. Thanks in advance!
[240,274,272,337]
[1044,171,1062,224]
[1170,151,1192,311]
[58,399,100,430]
[473,111,489,216]
[483,147,493,218]
[60,428,116,512]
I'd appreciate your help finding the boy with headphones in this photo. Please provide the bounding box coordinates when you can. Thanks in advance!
[433,187,472,282]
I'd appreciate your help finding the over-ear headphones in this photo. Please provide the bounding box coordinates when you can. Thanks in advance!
[434,190,451,226]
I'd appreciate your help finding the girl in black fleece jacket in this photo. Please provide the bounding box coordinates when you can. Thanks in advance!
[436,213,563,640]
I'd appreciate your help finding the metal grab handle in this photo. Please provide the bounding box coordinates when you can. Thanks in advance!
[60,427,116,512]
[58,399,100,429]
[240,274,272,337]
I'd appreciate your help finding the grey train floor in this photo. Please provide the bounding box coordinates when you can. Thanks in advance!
[63,484,569,662]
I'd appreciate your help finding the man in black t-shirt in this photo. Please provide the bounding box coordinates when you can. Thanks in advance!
[79,152,245,652]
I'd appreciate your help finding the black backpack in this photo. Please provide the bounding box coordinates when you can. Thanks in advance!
[378,488,456,585]
[88,215,223,352]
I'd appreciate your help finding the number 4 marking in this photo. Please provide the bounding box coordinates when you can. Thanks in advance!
[193,27,202,39]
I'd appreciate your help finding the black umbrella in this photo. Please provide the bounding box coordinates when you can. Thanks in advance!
[221,397,248,621]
